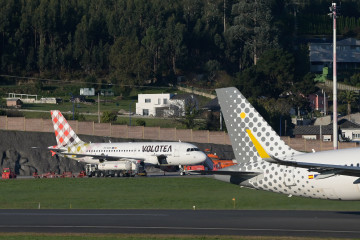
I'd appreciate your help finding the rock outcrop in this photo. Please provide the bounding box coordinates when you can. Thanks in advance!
[0,130,234,175]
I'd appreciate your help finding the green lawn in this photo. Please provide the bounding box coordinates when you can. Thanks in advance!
[1,177,360,211]
[22,100,134,114]
[18,109,185,128]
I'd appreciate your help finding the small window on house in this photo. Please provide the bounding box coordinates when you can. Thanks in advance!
[145,99,151,103]
[163,99,167,104]
[143,109,149,115]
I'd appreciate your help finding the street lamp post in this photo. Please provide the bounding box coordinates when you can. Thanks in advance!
[329,2,338,149]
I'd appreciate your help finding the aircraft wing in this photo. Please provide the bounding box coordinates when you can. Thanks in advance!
[265,157,360,178]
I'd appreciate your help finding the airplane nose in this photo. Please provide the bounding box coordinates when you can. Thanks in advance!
[200,151,207,162]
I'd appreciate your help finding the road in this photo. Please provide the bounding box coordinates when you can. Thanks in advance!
[0,209,359,238]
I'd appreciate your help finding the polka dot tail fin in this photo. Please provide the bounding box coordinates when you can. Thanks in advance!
[216,87,301,164]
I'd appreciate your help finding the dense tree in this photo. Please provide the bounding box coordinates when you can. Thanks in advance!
[233,48,296,99]
[0,0,359,103]
[340,90,359,116]
[226,0,278,71]
[109,37,150,85]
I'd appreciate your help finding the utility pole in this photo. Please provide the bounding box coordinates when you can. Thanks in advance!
[323,90,326,116]
[223,0,226,33]
[98,93,100,123]
[329,2,338,149]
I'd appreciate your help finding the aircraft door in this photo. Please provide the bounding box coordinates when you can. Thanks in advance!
[284,168,295,187]
[174,147,179,157]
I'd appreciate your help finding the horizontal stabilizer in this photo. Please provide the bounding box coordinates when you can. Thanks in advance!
[191,170,259,177]
[264,156,360,178]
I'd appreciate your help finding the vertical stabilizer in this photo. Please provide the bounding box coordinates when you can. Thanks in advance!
[216,87,300,163]
[51,110,83,147]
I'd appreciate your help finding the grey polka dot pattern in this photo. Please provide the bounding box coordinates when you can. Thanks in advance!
[215,87,360,200]
[216,87,301,164]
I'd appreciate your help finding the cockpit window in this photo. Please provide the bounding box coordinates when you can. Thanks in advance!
[187,148,200,152]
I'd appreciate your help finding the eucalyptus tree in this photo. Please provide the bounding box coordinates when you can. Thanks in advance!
[226,0,278,71]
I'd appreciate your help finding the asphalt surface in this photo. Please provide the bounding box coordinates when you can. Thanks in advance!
[0,209,360,238]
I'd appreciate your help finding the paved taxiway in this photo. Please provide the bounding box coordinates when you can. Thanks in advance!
[0,209,359,238]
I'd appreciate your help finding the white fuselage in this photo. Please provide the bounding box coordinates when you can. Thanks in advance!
[216,148,360,200]
[65,142,207,167]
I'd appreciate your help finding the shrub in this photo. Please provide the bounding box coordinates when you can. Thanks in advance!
[136,119,146,126]
[101,111,117,123]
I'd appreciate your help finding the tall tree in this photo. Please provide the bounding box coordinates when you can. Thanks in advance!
[227,0,278,70]
[109,37,150,86]
[163,15,185,75]
[340,91,359,116]
[141,25,163,80]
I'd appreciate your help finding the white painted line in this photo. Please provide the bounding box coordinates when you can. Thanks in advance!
[0,225,359,234]
[0,213,167,217]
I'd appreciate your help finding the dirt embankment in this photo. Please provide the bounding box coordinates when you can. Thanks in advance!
[0,130,234,176]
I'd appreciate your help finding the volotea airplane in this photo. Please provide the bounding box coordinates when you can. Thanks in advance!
[214,87,360,200]
[49,110,207,172]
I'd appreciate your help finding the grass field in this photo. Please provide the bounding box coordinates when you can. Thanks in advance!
[1,177,360,240]
[18,110,186,128]
[1,177,360,211]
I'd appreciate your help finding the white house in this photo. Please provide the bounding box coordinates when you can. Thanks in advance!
[80,88,95,96]
[135,93,198,117]
[136,93,174,116]
[339,119,360,142]
[165,94,199,117]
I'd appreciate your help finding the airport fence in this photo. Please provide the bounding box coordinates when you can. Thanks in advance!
[0,116,357,151]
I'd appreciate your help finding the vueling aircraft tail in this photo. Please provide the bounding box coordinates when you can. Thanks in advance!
[50,110,84,147]
[216,87,300,164]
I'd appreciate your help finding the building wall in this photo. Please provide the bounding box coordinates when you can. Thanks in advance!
[136,93,173,116]
[167,95,199,117]
[302,134,317,140]
[80,88,95,96]
[309,38,360,73]
[342,129,360,141]
[308,93,327,113]
[6,99,22,107]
